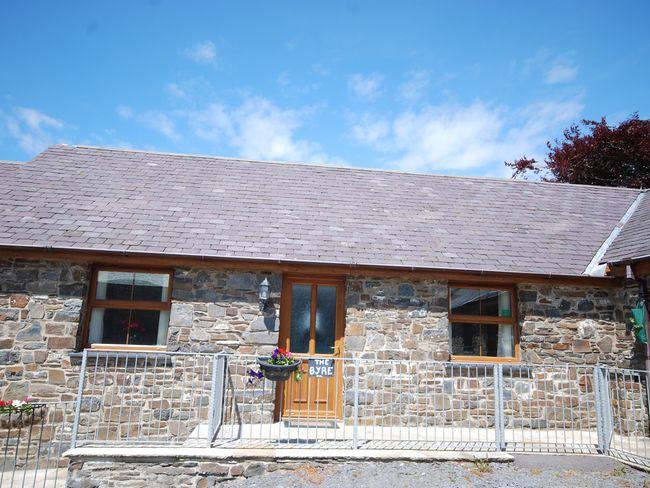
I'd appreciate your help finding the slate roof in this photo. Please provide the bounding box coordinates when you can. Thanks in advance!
[0,145,644,277]
[602,191,650,264]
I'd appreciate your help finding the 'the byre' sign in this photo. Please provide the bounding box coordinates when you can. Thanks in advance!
[308,358,335,377]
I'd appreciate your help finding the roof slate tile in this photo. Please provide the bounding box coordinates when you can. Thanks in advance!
[0,145,644,276]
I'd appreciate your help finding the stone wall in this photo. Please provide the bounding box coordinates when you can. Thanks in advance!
[167,267,282,356]
[67,458,342,487]
[518,284,637,367]
[0,258,88,402]
[344,276,449,361]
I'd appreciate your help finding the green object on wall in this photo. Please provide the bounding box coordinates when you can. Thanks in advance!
[631,305,647,345]
[632,306,646,326]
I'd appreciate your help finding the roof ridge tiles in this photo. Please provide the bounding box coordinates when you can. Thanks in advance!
[54,144,641,193]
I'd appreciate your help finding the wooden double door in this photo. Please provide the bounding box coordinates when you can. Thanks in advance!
[277,276,345,420]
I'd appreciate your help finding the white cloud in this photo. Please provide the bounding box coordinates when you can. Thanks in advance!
[117,105,180,141]
[545,64,578,84]
[3,107,66,154]
[349,98,584,174]
[165,83,189,102]
[348,113,390,146]
[348,73,383,101]
[187,97,334,163]
[182,41,217,65]
[398,70,430,102]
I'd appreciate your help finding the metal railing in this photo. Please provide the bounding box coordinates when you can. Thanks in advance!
[72,350,215,447]
[1,402,74,488]
[69,351,650,469]
[605,367,650,467]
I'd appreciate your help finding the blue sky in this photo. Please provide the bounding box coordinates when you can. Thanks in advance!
[1,1,649,177]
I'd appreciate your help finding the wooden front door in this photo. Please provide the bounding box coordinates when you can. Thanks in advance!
[278,275,345,420]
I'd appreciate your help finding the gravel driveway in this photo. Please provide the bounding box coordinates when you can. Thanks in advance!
[221,455,649,488]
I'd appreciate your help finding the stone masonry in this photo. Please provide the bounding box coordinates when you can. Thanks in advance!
[0,258,88,402]
[518,284,637,367]
[344,277,449,361]
[167,267,282,356]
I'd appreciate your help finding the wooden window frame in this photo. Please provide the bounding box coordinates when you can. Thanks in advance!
[81,266,174,351]
[448,283,520,363]
[278,274,346,357]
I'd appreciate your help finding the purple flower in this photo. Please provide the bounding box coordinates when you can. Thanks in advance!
[247,368,264,384]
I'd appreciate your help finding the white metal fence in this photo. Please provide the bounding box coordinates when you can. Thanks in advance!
[0,402,74,488]
[65,350,650,469]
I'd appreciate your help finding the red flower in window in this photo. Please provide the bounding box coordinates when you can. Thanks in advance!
[121,320,144,332]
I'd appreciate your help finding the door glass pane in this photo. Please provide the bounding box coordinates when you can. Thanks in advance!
[290,284,311,353]
[315,285,337,354]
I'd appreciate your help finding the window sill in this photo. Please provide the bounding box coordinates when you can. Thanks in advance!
[449,355,520,364]
[89,344,166,352]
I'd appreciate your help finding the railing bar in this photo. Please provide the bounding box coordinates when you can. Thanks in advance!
[30,405,46,488]
[630,372,643,462]
[152,353,161,442]
[569,366,577,447]
[90,349,100,443]
[616,370,625,454]
[42,407,55,486]
[585,368,594,449]
[1,410,12,486]
[125,353,136,442]
[10,412,23,487]
[71,348,88,449]
[136,352,148,442]
[120,353,130,441]
[108,352,119,443]
[20,409,35,488]
[52,407,68,488]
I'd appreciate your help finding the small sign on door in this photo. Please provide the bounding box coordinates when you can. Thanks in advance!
[308,358,335,377]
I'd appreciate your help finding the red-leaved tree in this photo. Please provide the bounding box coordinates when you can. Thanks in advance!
[506,115,650,188]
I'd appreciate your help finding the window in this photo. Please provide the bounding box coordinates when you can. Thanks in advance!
[448,285,518,361]
[84,269,172,349]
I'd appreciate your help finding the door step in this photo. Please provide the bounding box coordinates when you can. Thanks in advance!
[283,418,340,429]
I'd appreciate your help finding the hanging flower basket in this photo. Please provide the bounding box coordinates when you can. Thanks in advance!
[250,348,301,382]
[256,357,302,381]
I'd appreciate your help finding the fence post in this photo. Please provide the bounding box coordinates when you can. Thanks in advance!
[352,358,360,449]
[594,366,613,455]
[70,348,88,449]
[207,353,227,447]
[493,363,506,451]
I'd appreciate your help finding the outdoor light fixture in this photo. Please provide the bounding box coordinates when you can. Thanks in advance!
[259,278,271,311]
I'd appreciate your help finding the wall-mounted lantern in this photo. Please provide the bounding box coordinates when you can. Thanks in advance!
[259,278,271,312]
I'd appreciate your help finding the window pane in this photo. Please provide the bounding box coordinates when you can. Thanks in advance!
[450,288,481,315]
[128,309,166,345]
[315,285,336,354]
[90,307,129,344]
[132,273,169,301]
[450,322,514,357]
[97,271,133,300]
[96,271,169,302]
[450,288,512,317]
[87,307,169,346]
[290,284,311,353]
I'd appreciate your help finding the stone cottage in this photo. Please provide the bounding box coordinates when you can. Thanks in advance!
[0,144,649,421]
